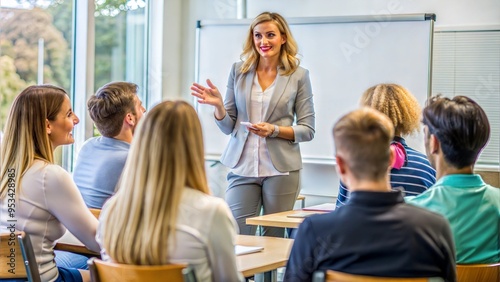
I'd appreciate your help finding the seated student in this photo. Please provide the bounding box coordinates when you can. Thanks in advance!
[407,95,500,264]
[97,101,243,282]
[0,85,100,282]
[285,107,456,282]
[73,82,145,209]
[336,84,436,208]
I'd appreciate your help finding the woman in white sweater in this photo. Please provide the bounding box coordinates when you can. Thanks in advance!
[97,100,243,282]
[0,85,100,282]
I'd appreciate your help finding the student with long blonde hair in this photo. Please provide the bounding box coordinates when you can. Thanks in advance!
[97,100,242,282]
[0,85,100,282]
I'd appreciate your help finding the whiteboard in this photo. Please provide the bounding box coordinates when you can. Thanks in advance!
[195,14,435,163]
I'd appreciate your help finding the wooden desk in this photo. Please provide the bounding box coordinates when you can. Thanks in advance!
[236,235,292,278]
[56,232,293,279]
[54,231,99,256]
[246,209,327,229]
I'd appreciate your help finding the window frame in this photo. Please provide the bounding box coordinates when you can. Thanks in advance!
[66,0,163,171]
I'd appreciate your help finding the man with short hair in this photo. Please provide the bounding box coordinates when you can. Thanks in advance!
[73,81,145,209]
[407,95,500,264]
[284,107,456,282]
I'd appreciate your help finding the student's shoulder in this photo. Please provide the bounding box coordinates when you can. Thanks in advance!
[295,211,346,243]
[401,201,449,226]
[302,210,341,228]
[181,189,234,228]
[98,137,130,151]
[31,161,74,190]
[405,146,432,163]
[484,184,500,204]
[405,186,441,204]
[77,137,101,156]
[34,160,69,177]
[79,136,100,148]
[183,188,228,211]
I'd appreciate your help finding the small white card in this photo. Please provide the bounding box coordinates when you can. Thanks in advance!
[235,245,264,256]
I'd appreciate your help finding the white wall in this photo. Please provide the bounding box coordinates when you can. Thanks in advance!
[247,0,500,27]
[170,0,499,205]
[179,0,239,100]
[165,0,500,100]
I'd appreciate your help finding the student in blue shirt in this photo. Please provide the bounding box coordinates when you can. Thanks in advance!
[73,82,145,209]
[336,84,435,208]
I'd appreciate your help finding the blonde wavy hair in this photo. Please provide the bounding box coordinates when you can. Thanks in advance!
[360,84,421,136]
[0,85,67,198]
[240,12,299,76]
[101,100,209,265]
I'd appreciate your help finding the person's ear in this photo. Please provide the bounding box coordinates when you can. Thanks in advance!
[335,155,347,175]
[125,113,135,127]
[429,134,440,154]
[336,154,350,187]
[281,34,286,45]
[46,119,52,135]
[388,145,396,171]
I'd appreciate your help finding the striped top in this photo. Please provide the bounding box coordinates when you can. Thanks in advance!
[336,137,436,208]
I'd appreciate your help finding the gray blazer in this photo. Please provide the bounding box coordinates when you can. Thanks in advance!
[216,61,315,172]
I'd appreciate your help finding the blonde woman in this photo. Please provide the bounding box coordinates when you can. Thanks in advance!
[336,84,436,208]
[0,85,100,282]
[97,101,242,282]
[191,12,315,237]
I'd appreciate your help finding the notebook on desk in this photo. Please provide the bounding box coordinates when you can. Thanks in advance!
[235,245,264,256]
[286,211,318,218]
[302,203,336,212]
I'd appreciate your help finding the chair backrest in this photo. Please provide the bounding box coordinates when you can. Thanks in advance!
[88,257,197,282]
[89,208,101,219]
[457,263,500,282]
[0,231,41,282]
[312,270,433,282]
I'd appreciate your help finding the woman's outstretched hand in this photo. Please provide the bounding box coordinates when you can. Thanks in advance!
[191,79,223,107]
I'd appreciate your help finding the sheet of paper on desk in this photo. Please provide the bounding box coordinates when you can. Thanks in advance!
[302,203,336,212]
[235,245,264,256]
[286,212,318,218]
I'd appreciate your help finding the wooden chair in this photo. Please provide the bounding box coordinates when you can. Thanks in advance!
[312,270,434,282]
[457,262,500,282]
[89,208,101,219]
[0,231,41,282]
[88,257,197,282]
[296,194,306,209]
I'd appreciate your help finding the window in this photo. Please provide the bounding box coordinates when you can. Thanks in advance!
[1,0,159,171]
[432,28,500,167]
[0,1,74,165]
[94,1,147,98]
[91,1,147,137]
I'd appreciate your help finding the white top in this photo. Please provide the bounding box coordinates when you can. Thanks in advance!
[0,160,100,282]
[232,74,288,177]
[97,187,243,282]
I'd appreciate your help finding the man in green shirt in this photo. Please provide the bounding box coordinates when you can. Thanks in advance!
[407,95,500,264]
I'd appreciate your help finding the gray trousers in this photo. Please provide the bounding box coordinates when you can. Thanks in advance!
[225,170,300,237]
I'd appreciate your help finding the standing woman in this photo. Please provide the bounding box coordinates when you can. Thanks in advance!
[97,101,242,282]
[191,12,315,237]
[0,85,100,282]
